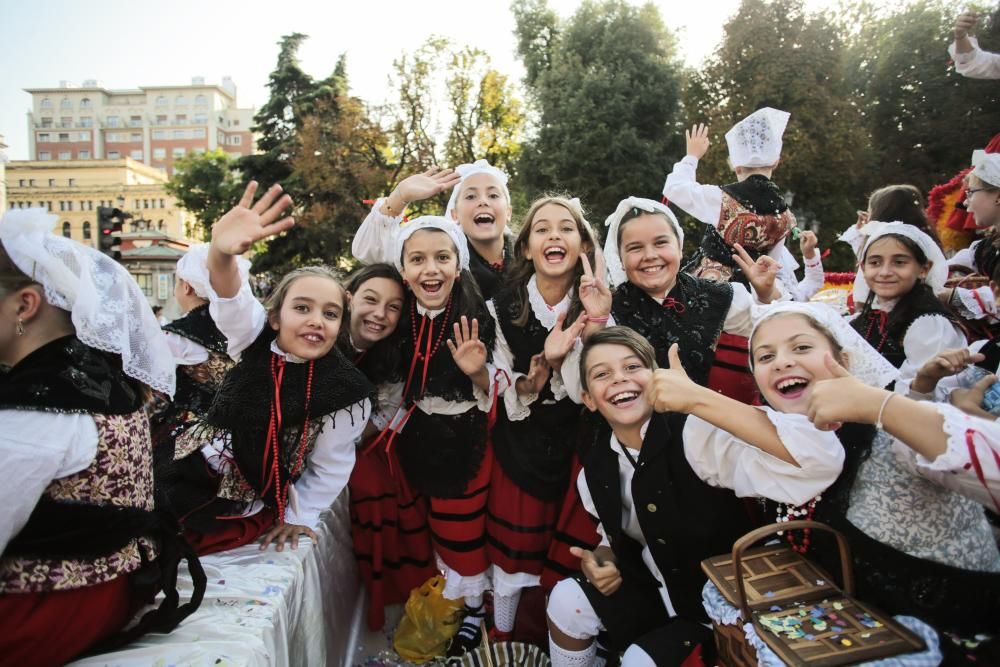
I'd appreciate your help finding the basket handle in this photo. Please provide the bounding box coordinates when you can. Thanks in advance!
[731,520,853,621]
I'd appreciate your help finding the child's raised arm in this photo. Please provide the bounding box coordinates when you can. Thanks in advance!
[663,124,724,225]
[353,168,461,265]
[208,181,294,297]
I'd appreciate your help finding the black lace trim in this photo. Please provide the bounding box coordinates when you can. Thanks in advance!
[161,304,228,354]
[0,335,142,414]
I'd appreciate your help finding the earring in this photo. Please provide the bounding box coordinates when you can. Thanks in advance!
[16,317,25,336]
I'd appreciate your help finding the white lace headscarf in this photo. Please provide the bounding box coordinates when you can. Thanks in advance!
[444,159,511,221]
[750,302,900,389]
[853,221,948,305]
[393,216,471,272]
[0,207,176,396]
[603,197,684,288]
[725,107,790,168]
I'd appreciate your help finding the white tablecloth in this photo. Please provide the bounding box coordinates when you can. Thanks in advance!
[71,492,365,667]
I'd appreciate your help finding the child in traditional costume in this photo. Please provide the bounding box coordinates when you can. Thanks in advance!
[0,208,204,666]
[353,161,514,299]
[159,182,374,555]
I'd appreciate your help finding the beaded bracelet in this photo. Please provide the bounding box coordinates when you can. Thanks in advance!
[875,391,895,430]
[587,315,610,323]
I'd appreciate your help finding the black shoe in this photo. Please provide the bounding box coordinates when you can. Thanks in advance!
[447,605,485,657]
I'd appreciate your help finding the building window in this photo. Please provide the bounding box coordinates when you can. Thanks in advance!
[108,150,121,159]
[193,113,208,124]
[155,96,167,107]
[39,133,50,142]
[175,114,187,125]
[58,133,70,141]
[172,147,186,158]
[156,114,168,125]
[40,117,53,128]
[130,132,142,142]
[158,220,164,231]
[80,98,92,109]
[130,149,143,160]
[68,179,76,186]
[129,115,142,127]
[159,199,165,208]
[193,147,206,155]
[62,222,71,237]
[133,273,153,296]
[230,135,242,145]
[153,148,166,159]
[40,98,52,109]
[60,117,72,128]
[77,132,90,141]
[194,94,208,107]
[175,95,187,106]
[106,116,121,128]
[48,178,56,186]
[59,151,71,160]
[60,98,72,109]
[107,133,123,142]
[152,130,167,140]
[172,130,186,140]
[79,117,93,128]
[233,120,240,127]
[78,150,90,159]
[82,221,92,239]
[29,179,36,187]
[191,127,206,139]
[39,152,51,160]
[143,199,149,209]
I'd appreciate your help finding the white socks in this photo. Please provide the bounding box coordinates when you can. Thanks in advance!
[549,637,597,667]
[492,589,521,633]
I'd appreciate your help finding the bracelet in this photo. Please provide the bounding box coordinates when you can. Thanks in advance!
[587,315,610,323]
[875,392,895,430]
[383,196,403,217]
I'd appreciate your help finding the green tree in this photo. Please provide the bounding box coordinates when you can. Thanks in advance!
[843,1,1000,193]
[512,0,685,227]
[164,149,241,240]
[684,0,871,270]
[252,96,393,273]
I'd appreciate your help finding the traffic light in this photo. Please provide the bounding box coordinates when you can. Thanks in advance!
[96,206,124,260]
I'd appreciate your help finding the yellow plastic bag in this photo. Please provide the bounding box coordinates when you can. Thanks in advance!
[393,575,465,663]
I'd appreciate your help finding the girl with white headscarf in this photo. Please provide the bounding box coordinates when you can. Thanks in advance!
[359,216,510,654]
[352,160,515,300]
[848,221,966,391]
[0,208,204,664]
[559,196,782,405]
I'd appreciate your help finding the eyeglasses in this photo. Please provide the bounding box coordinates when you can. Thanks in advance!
[966,187,996,198]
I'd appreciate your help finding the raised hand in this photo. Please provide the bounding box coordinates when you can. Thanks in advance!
[954,11,979,40]
[447,316,488,378]
[259,521,318,552]
[733,243,781,303]
[648,343,700,414]
[685,123,711,160]
[912,348,985,394]
[798,230,819,260]
[579,251,612,320]
[569,546,622,596]
[211,181,295,256]
[385,167,463,215]
[544,311,588,369]
[516,353,551,397]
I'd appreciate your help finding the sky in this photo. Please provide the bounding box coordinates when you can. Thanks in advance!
[0,0,854,162]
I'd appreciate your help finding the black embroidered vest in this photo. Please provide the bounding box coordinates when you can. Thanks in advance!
[611,274,734,387]
[491,286,583,501]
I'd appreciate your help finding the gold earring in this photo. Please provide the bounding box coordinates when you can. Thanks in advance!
[16,317,25,336]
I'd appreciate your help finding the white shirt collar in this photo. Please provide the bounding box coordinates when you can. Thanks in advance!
[270,339,307,363]
[415,302,446,319]
[609,418,651,454]
[527,274,572,330]
[872,296,900,313]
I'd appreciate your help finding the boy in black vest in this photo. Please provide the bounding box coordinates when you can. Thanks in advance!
[546,327,751,666]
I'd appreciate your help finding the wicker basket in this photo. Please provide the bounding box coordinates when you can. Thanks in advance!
[702,520,927,667]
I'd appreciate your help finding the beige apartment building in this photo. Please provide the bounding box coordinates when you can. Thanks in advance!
[0,135,7,212]
[5,158,195,314]
[25,77,254,175]
[5,157,192,243]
